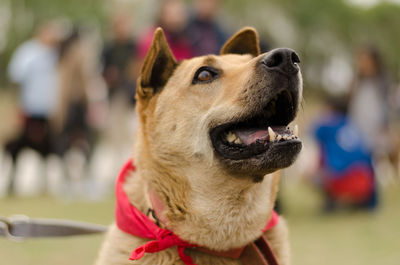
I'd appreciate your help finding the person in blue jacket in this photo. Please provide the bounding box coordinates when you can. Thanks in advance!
[313,95,378,211]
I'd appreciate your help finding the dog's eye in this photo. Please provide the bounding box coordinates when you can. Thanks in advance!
[192,67,219,84]
[198,71,212,81]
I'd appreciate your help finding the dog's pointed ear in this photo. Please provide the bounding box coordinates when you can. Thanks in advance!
[138,28,178,98]
[220,27,260,57]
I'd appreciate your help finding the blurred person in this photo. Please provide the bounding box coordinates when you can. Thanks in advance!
[99,14,141,193]
[348,45,400,184]
[312,95,378,211]
[137,0,193,60]
[186,0,227,56]
[54,26,107,157]
[102,13,137,103]
[53,26,107,197]
[54,28,90,155]
[348,46,390,156]
[4,20,62,194]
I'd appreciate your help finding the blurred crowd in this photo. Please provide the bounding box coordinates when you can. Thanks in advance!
[305,45,400,212]
[0,0,230,199]
[0,0,399,214]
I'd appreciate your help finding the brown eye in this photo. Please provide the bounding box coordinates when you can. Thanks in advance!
[192,66,219,84]
[198,70,212,81]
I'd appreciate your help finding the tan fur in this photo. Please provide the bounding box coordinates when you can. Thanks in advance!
[221,28,260,57]
[96,27,301,265]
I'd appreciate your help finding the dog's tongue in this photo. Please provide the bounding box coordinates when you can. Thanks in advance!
[234,128,268,145]
[234,126,287,145]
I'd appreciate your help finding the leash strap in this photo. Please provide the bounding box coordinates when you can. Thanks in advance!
[0,215,107,241]
[0,214,279,265]
[240,235,279,265]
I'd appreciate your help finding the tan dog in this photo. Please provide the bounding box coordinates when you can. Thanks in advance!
[96,27,303,265]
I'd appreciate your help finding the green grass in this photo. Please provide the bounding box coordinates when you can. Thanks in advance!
[0,183,399,265]
[282,182,400,265]
[0,197,114,265]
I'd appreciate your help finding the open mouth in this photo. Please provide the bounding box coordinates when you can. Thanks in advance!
[210,89,301,161]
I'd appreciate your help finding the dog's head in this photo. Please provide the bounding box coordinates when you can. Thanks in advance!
[132,27,303,250]
[135,27,302,182]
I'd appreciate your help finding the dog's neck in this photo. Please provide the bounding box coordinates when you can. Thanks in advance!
[125,137,280,251]
[183,169,279,250]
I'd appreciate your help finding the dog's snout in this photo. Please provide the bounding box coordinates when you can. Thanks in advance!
[261,48,300,75]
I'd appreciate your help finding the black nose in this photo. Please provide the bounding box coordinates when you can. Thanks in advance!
[261,48,300,75]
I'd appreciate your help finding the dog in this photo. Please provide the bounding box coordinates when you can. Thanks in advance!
[95,27,303,265]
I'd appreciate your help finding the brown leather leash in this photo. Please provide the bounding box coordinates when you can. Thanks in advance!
[240,235,279,265]
[194,235,279,265]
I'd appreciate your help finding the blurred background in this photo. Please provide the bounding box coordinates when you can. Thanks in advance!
[0,0,400,264]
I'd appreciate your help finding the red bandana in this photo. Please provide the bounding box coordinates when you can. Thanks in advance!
[115,159,280,265]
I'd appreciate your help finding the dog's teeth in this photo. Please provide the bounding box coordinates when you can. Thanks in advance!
[226,131,237,143]
[293,124,299,137]
[268,127,275,142]
[234,138,243,144]
[277,135,282,141]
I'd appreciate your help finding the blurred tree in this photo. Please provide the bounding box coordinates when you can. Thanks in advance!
[0,0,106,86]
[222,0,400,92]
[1,0,400,91]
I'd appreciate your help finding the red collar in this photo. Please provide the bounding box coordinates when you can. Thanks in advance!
[115,159,279,265]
